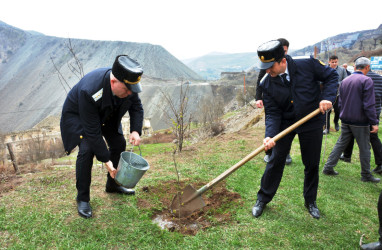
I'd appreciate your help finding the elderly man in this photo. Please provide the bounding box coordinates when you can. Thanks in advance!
[60,55,144,218]
[339,70,382,172]
[252,40,338,219]
[323,56,380,183]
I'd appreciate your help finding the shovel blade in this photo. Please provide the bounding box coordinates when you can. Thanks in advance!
[170,184,206,217]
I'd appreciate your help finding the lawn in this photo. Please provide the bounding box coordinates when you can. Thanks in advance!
[1,124,381,249]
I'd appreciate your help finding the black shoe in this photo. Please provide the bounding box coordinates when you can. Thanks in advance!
[373,165,382,174]
[263,154,270,163]
[106,185,136,195]
[305,201,320,219]
[361,175,381,183]
[339,153,351,163]
[360,241,382,250]
[106,177,136,195]
[252,200,266,218]
[322,168,339,176]
[335,123,340,131]
[77,201,92,219]
[323,129,329,135]
[285,154,292,165]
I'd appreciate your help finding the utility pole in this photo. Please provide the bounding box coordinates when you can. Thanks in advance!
[244,73,246,106]
[6,143,19,174]
[314,46,317,58]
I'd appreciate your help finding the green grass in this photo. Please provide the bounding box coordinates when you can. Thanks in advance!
[1,124,382,249]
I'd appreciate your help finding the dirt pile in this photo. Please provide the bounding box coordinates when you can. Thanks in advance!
[223,102,265,133]
[137,180,242,236]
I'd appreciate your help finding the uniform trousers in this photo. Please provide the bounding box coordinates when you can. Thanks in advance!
[257,127,323,204]
[378,190,382,242]
[325,101,340,131]
[76,128,126,202]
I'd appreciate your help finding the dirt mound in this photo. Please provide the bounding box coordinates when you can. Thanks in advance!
[223,103,265,133]
[137,180,242,236]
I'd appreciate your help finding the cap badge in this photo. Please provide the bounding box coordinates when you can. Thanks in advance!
[123,76,141,85]
[260,56,275,63]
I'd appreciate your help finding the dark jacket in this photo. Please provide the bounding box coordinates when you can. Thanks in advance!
[60,68,144,162]
[339,71,378,126]
[367,71,382,117]
[260,55,338,138]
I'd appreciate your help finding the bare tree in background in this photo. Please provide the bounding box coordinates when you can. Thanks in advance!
[159,82,192,152]
[50,38,84,93]
[198,95,225,136]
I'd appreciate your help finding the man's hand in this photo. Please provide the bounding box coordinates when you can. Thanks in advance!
[371,125,379,134]
[105,160,117,178]
[319,100,333,114]
[129,131,141,146]
[256,100,264,109]
[263,137,276,151]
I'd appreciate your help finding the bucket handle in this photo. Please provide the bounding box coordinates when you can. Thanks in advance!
[129,144,142,156]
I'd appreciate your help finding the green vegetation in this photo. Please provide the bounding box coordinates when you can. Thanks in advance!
[1,125,382,249]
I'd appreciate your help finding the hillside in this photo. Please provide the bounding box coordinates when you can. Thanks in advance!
[183,52,259,80]
[291,24,382,64]
[185,24,382,80]
[0,21,204,133]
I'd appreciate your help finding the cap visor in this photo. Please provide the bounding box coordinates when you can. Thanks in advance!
[259,61,275,70]
[128,82,142,93]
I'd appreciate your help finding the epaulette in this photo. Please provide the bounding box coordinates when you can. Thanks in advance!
[92,89,103,101]
[293,55,326,66]
[292,55,310,60]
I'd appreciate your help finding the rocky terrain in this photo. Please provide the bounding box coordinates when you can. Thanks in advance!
[1,20,382,134]
[0,21,205,133]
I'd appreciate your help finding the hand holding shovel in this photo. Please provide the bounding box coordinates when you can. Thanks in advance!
[171,108,322,217]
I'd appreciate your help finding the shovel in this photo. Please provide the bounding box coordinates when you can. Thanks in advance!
[170,108,321,217]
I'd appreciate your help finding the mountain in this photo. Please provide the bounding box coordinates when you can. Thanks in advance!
[185,25,382,81]
[183,52,259,80]
[0,21,204,133]
[290,24,382,63]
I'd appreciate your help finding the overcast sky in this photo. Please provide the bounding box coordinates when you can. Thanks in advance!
[1,0,381,60]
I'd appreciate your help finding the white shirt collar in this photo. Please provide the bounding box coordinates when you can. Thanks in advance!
[279,61,289,81]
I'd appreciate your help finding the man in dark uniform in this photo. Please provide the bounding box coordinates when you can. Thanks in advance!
[255,38,292,165]
[252,40,338,219]
[60,55,144,218]
[360,191,382,249]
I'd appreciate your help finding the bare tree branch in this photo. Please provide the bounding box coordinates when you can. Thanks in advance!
[158,81,192,152]
[50,55,70,94]
[66,38,84,79]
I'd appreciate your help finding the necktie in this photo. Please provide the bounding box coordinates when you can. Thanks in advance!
[281,73,289,84]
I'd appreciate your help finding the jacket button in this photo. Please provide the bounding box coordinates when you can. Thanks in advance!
[102,124,105,126]
[291,100,293,103]
[80,135,83,139]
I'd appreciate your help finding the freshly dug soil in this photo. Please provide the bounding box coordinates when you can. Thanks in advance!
[137,180,242,236]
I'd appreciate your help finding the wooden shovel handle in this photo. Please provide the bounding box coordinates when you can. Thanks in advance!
[195,108,321,197]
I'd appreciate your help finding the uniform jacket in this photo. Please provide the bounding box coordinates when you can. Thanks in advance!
[260,55,338,138]
[60,68,144,162]
[339,71,378,126]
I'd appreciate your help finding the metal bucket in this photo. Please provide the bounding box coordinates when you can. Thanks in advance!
[115,145,149,188]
